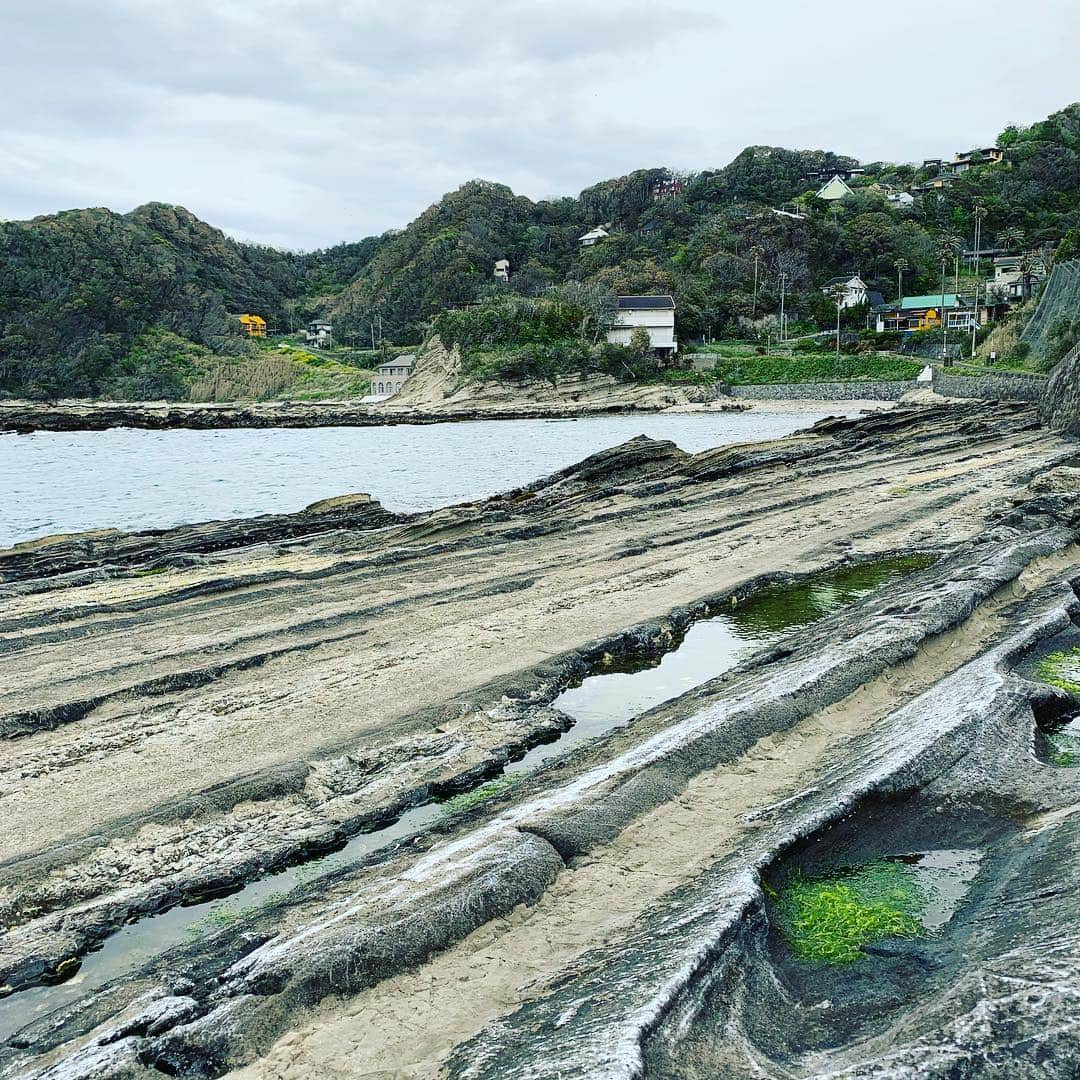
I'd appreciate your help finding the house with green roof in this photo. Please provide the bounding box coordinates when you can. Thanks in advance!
[875,293,976,333]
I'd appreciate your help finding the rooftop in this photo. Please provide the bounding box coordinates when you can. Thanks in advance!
[616,295,675,310]
[900,294,963,310]
[376,353,416,372]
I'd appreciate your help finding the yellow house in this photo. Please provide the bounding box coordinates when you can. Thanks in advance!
[239,314,267,338]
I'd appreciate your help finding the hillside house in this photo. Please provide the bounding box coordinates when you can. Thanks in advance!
[821,274,870,309]
[886,191,915,208]
[607,296,677,356]
[947,147,1004,174]
[988,255,1046,302]
[876,294,976,333]
[802,167,864,184]
[372,354,415,397]
[914,173,957,194]
[493,258,510,282]
[651,177,686,200]
[238,314,267,338]
[579,227,609,247]
[816,175,854,201]
[305,320,333,348]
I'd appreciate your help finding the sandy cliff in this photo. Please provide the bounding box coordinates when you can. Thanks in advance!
[379,337,738,415]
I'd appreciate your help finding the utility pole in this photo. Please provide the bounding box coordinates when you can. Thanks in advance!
[970,279,980,360]
[829,284,844,361]
[779,272,787,342]
[940,256,949,365]
[370,322,376,350]
[972,204,985,360]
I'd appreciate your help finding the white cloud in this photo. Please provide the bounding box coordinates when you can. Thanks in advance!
[1,0,1076,248]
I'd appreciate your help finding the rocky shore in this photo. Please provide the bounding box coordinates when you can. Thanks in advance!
[0,398,713,435]
[1,402,1079,1078]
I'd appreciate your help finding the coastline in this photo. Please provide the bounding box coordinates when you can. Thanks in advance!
[0,394,901,434]
[3,403,1080,1077]
[3,402,1078,1077]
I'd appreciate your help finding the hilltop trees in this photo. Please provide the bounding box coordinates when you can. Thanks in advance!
[0,204,302,398]
[3,103,1080,398]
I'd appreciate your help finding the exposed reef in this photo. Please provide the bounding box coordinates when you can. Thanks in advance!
[1,402,1078,1078]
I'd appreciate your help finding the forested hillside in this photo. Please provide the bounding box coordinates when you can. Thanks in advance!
[2,103,1079,399]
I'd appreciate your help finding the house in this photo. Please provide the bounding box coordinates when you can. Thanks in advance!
[579,227,609,247]
[816,175,854,201]
[305,320,332,348]
[238,314,267,338]
[875,294,976,333]
[493,258,510,282]
[946,147,1004,174]
[651,177,686,200]
[802,167,864,184]
[987,255,1046,302]
[606,296,677,356]
[371,354,415,398]
[913,174,956,194]
[886,191,915,208]
[821,274,869,309]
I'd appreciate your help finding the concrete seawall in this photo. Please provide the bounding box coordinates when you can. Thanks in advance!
[723,380,915,401]
[932,367,1046,403]
[717,367,1047,404]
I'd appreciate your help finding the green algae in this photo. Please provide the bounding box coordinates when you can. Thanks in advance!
[728,554,938,639]
[770,861,925,965]
[440,774,518,815]
[1033,647,1080,696]
[1045,718,1080,767]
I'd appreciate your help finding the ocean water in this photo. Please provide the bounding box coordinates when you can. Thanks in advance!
[0,411,838,548]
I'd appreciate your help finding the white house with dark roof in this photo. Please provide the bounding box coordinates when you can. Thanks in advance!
[305,320,333,348]
[821,274,869,309]
[370,354,415,398]
[606,295,677,355]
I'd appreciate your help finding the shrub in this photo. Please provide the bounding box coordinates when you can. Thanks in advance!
[101,329,210,400]
[709,351,920,384]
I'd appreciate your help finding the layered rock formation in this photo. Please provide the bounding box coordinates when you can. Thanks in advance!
[1,403,1078,1078]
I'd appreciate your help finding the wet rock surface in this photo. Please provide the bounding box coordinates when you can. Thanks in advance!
[1,402,1078,1078]
[0,392,729,436]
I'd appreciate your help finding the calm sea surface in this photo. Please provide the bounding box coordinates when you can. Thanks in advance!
[0,412,837,549]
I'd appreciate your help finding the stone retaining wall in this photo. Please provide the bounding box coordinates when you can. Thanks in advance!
[721,380,916,401]
[718,369,1048,406]
[931,368,1046,403]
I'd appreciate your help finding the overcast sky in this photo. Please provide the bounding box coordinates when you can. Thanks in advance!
[2,0,1077,250]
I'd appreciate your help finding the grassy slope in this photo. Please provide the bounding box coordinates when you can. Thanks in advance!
[688,344,922,384]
